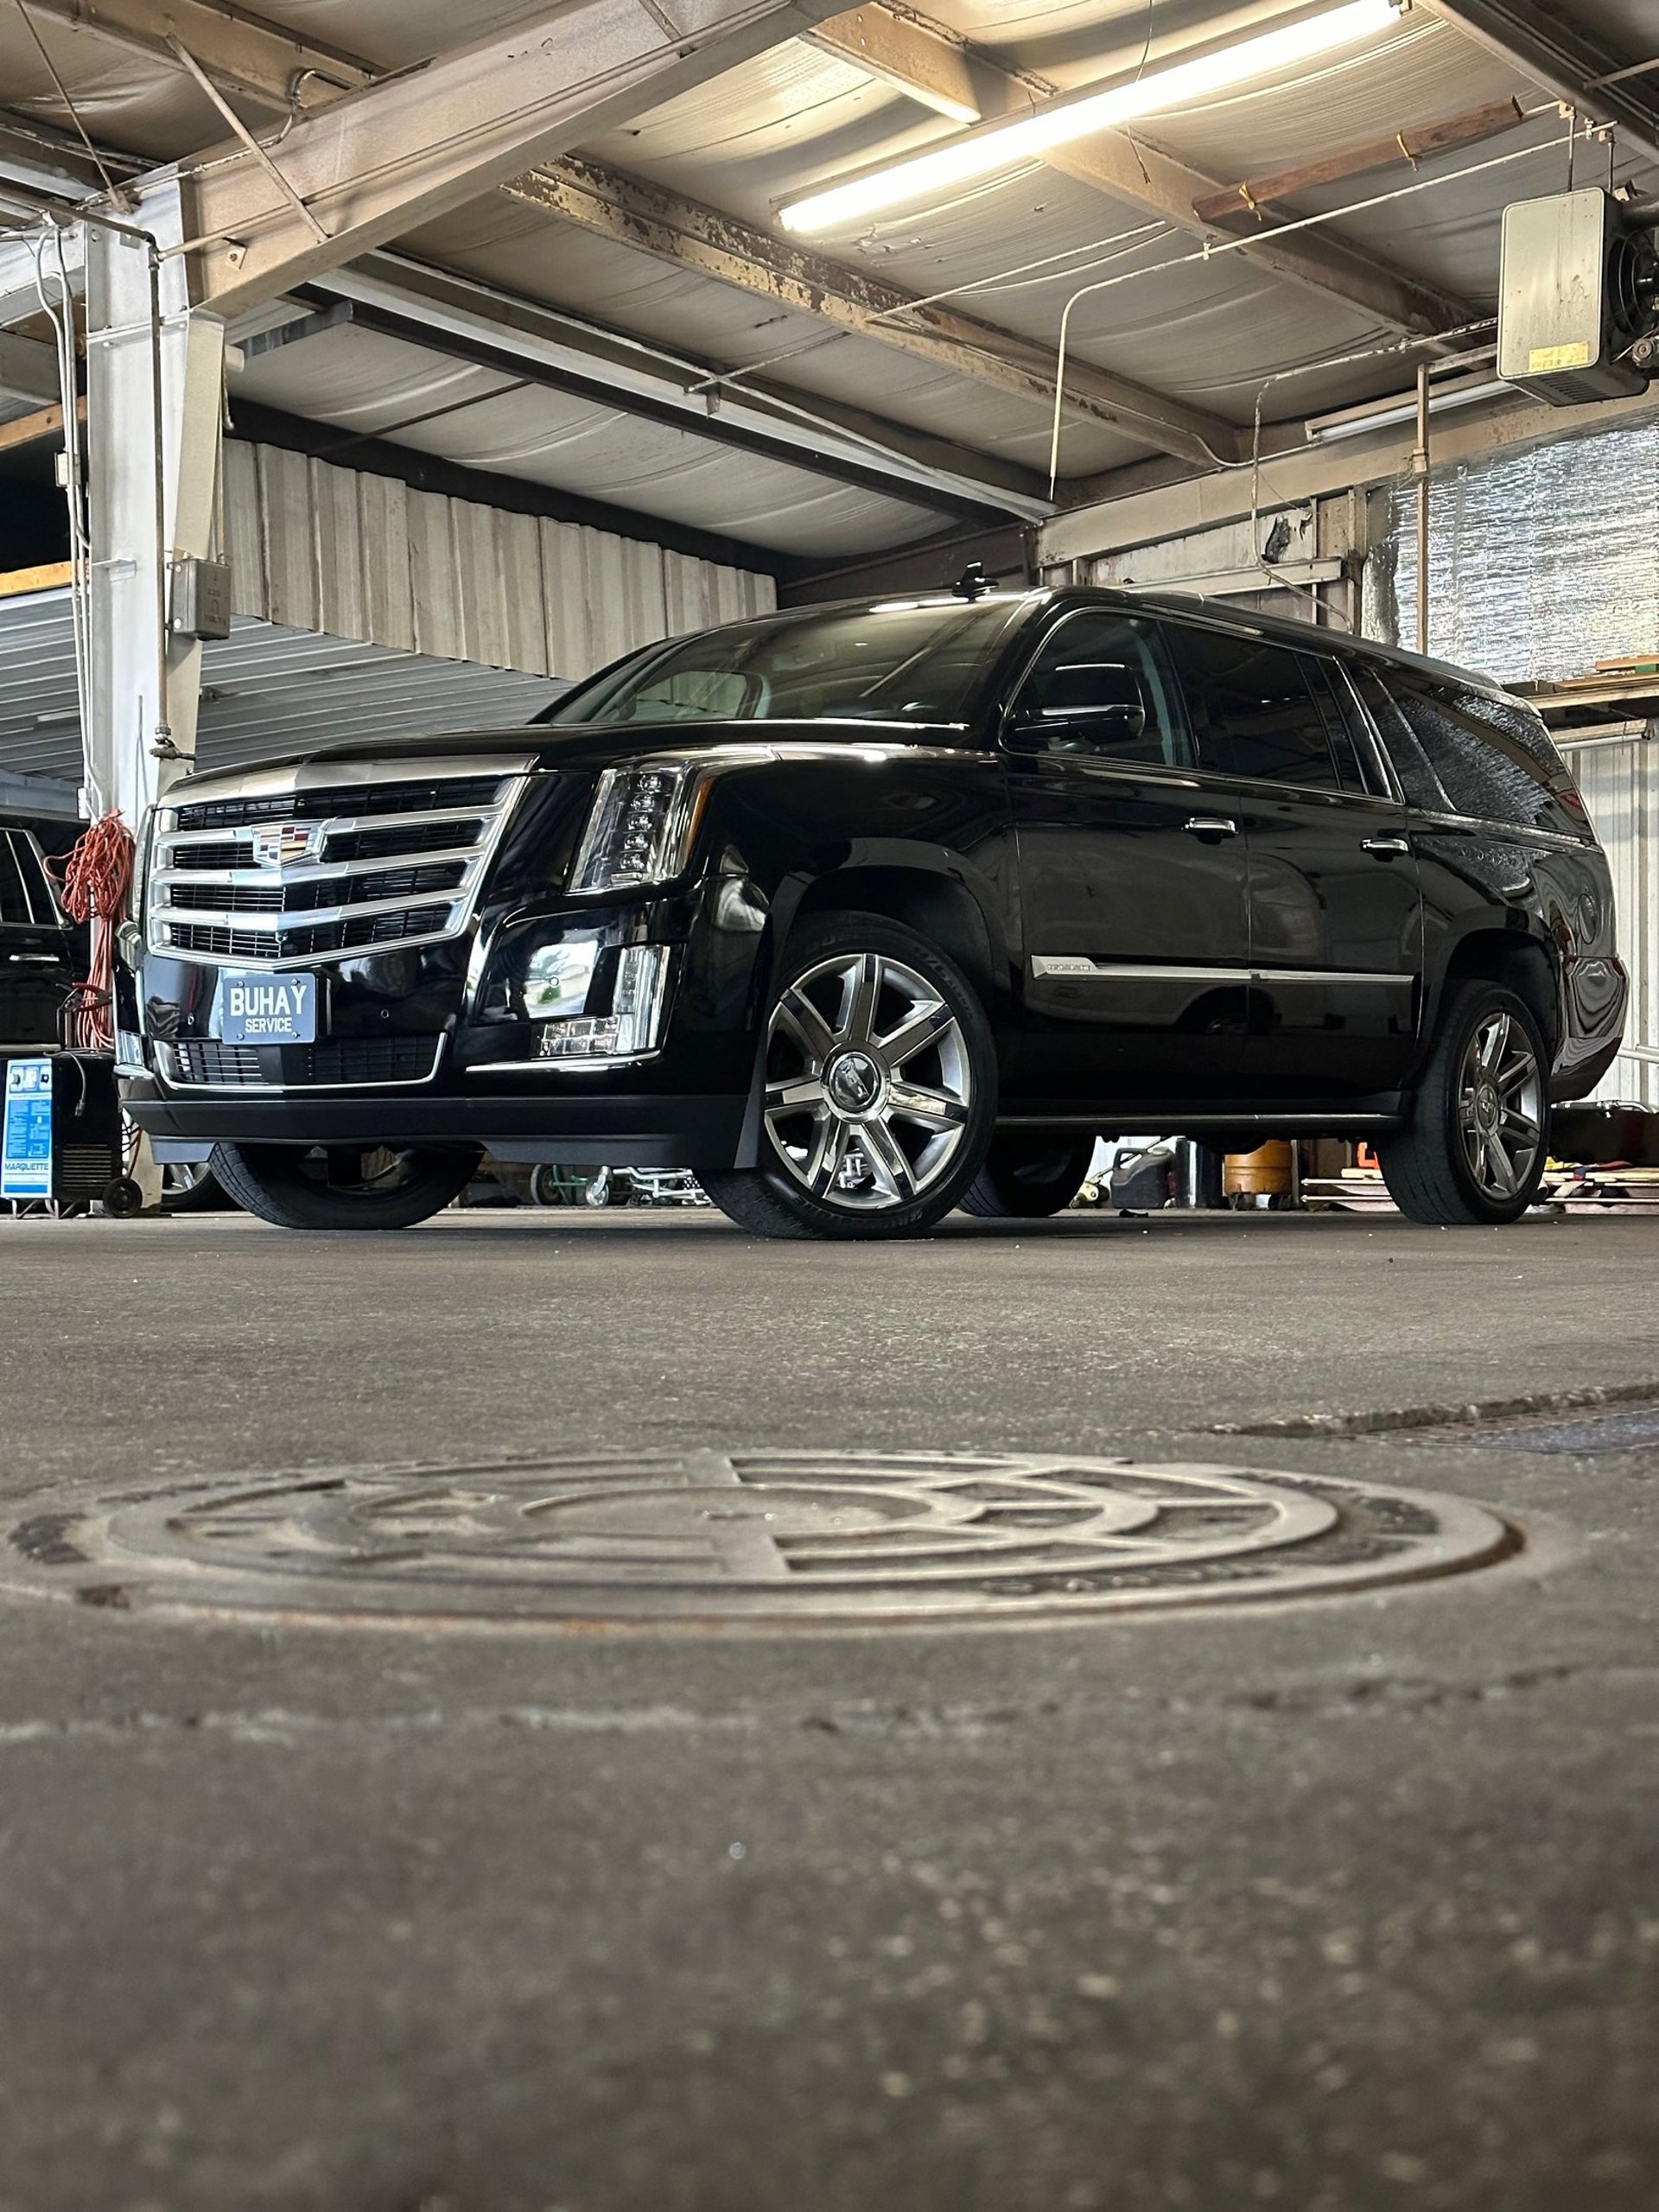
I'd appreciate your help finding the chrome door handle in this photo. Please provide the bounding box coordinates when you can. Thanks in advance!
[1361,836,1411,856]
[6,952,62,964]
[1184,816,1237,839]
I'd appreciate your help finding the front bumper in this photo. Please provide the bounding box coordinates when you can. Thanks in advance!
[127,1081,749,1169]
[125,884,767,1169]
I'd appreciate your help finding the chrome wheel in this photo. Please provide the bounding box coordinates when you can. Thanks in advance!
[763,950,973,1211]
[1457,1010,1543,1204]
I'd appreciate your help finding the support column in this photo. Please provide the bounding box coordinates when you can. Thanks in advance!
[83,178,226,826]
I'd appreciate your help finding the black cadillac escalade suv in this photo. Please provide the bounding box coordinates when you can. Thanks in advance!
[124,584,1627,1238]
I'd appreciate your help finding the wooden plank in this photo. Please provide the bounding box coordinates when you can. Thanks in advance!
[0,559,72,599]
[0,397,82,454]
[1192,99,1525,227]
[1047,132,1471,340]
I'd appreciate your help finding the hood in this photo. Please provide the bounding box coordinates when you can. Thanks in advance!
[167,717,982,794]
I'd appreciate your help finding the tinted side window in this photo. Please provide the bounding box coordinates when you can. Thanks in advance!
[1303,659,1376,793]
[1386,679,1588,835]
[1167,626,1343,788]
[1010,610,1192,768]
[1348,664,1449,812]
[0,836,34,925]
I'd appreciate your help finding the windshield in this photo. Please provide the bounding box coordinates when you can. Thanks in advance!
[543,598,1035,730]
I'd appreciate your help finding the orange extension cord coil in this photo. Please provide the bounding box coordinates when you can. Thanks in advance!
[52,813,136,1055]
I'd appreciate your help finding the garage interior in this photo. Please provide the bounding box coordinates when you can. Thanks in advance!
[3,3,1659,2205]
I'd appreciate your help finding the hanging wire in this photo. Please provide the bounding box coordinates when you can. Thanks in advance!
[1045,110,1605,495]
[10,0,124,204]
[31,228,92,729]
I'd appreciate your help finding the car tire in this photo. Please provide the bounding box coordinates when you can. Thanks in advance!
[210,1141,480,1230]
[1377,982,1550,1226]
[704,913,995,1242]
[960,1132,1094,1218]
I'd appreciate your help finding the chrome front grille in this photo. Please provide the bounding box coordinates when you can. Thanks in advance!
[148,756,533,969]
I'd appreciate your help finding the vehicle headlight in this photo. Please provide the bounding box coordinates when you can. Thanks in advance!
[569,760,707,894]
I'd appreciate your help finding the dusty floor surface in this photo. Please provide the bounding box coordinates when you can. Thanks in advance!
[1,1205,1656,2211]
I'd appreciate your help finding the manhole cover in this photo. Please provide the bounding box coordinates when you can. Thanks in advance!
[1,1452,1518,1630]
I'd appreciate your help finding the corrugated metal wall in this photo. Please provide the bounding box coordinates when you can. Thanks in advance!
[222,442,776,683]
[1564,734,1659,1107]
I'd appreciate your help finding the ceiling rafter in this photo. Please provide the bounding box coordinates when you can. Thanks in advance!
[164,0,853,315]
[3,0,1240,471]
[505,158,1243,468]
[266,281,1045,526]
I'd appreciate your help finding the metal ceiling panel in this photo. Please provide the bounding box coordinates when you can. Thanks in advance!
[231,321,952,556]
[397,197,1151,476]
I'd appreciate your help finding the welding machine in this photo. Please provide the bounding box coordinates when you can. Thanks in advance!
[0,1052,132,1211]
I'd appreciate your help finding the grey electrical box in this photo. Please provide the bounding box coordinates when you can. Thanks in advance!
[1498,189,1654,407]
[169,556,232,640]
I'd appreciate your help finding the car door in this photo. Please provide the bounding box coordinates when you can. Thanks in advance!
[1161,620,1423,1099]
[1001,606,1251,1102]
[0,830,74,1049]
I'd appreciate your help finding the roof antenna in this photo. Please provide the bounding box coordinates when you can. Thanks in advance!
[952,561,990,601]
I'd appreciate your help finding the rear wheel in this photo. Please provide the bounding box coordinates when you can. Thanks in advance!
[1378,982,1549,1225]
[961,1132,1093,1218]
[211,1141,480,1230]
[703,914,995,1241]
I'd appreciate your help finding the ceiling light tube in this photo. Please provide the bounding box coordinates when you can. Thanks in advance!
[1305,375,1510,442]
[779,0,1402,235]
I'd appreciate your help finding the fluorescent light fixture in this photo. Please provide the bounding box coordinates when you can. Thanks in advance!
[1306,375,1510,443]
[779,0,1402,235]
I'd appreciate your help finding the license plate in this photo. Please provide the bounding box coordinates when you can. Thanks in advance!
[214,969,319,1046]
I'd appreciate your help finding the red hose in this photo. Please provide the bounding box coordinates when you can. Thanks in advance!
[52,813,136,1054]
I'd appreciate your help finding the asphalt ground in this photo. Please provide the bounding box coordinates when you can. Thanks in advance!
[1,1205,1656,2212]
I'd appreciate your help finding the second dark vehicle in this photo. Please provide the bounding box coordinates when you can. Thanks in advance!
[125,582,1627,1237]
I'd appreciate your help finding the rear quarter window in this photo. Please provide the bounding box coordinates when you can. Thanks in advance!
[1376,675,1589,836]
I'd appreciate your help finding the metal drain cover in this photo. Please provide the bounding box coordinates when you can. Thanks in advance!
[1,1451,1517,1630]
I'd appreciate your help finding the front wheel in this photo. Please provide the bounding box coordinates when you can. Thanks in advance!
[960,1132,1094,1218]
[211,1142,480,1230]
[703,914,995,1241]
[1377,982,1549,1226]
[161,1158,232,1213]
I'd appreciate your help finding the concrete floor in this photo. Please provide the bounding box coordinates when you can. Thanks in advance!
[1,1205,1656,2211]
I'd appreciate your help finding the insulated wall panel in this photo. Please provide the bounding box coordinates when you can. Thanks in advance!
[311,457,366,645]
[355,469,415,652]
[222,442,775,682]
[256,446,317,632]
